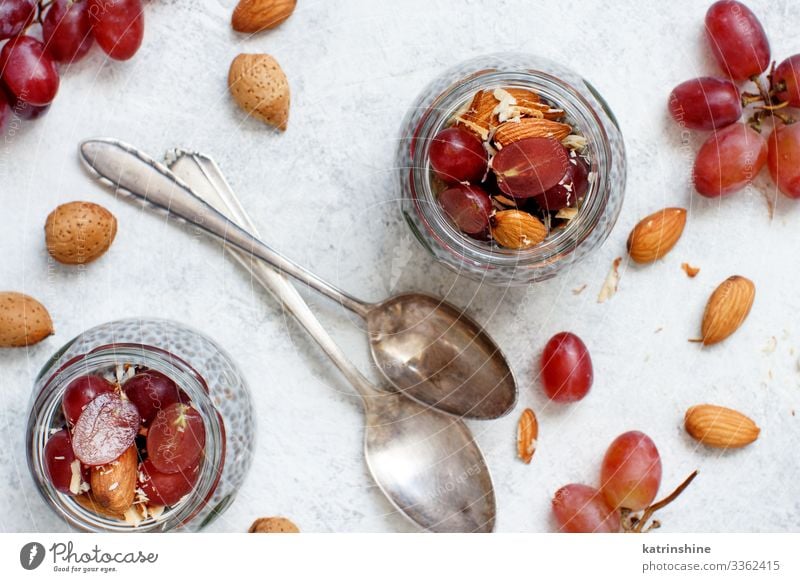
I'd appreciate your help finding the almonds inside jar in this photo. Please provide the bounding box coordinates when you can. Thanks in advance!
[429,86,592,250]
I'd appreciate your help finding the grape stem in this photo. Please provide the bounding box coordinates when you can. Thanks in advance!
[623,470,699,533]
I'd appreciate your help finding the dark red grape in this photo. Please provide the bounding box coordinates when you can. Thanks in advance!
[62,375,116,425]
[774,55,800,108]
[493,137,570,198]
[535,154,589,210]
[693,123,767,197]
[668,77,742,131]
[44,429,79,494]
[768,123,800,199]
[600,431,662,511]
[139,459,200,506]
[0,0,36,41]
[71,392,140,466]
[439,184,492,235]
[43,0,94,63]
[88,0,145,61]
[540,332,593,402]
[123,370,187,425]
[428,126,487,183]
[705,0,770,80]
[0,90,10,132]
[552,484,620,533]
[147,403,205,474]
[0,36,61,106]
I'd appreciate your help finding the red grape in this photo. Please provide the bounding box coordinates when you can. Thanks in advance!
[774,55,800,108]
[43,0,94,64]
[0,36,61,106]
[429,126,487,183]
[147,403,205,474]
[600,431,662,511]
[535,154,589,210]
[0,0,36,41]
[552,484,620,533]
[540,332,593,403]
[0,90,10,132]
[44,429,80,494]
[439,184,492,235]
[88,0,145,61]
[123,370,187,425]
[493,137,570,198]
[62,375,116,425]
[705,0,770,80]
[768,123,800,199]
[139,459,200,506]
[693,123,767,197]
[668,77,742,131]
[71,392,140,465]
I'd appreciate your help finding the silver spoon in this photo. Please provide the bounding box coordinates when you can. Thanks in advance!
[79,138,517,421]
[165,149,496,532]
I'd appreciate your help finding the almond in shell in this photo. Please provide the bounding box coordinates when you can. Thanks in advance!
[684,404,760,448]
[45,201,117,265]
[626,207,687,264]
[493,118,572,148]
[699,276,755,345]
[228,53,290,131]
[517,408,539,464]
[491,210,547,249]
[232,0,296,33]
[90,446,138,514]
[0,292,53,347]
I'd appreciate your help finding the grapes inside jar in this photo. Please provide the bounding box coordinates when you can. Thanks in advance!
[397,53,626,285]
[27,319,254,532]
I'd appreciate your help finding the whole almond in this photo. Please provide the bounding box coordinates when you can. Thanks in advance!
[493,118,572,147]
[232,0,296,33]
[75,494,126,521]
[249,517,300,533]
[0,292,53,347]
[228,53,290,131]
[700,275,755,345]
[684,404,760,448]
[45,201,117,265]
[90,446,137,514]
[516,408,539,464]
[626,208,687,264]
[491,210,547,249]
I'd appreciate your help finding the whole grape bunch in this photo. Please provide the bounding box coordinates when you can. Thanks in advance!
[0,0,145,126]
[668,0,800,199]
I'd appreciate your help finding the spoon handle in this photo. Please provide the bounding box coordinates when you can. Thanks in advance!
[165,149,380,400]
[79,138,370,319]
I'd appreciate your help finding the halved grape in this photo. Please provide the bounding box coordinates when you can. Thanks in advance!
[123,370,187,425]
[88,0,145,61]
[774,55,800,108]
[62,375,116,425]
[439,184,492,235]
[147,403,205,474]
[600,431,662,511]
[139,459,200,506]
[668,77,742,131]
[71,392,140,466]
[429,126,488,183]
[552,484,620,533]
[535,155,589,210]
[540,332,593,403]
[768,123,800,199]
[0,36,61,106]
[43,0,94,63]
[44,429,79,494]
[693,123,767,197]
[492,137,570,198]
[705,0,770,80]
[0,0,36,41]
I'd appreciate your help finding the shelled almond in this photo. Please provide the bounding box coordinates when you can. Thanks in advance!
[516,408,539,464]
[699,276,755,345]
[626,208,687,264]
[684,404,760,449]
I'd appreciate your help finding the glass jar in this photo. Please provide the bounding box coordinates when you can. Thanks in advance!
[397,53,626,286]
[27,318,255,532]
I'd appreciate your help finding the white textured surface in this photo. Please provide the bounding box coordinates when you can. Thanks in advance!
[1,0,799,533]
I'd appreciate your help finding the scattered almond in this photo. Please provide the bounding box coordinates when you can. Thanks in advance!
[597,257,622,303]
[626,208,687,264]
[232,0,296,33]
[249,517,300,533]
[681,262,700,278]
[516,408,538,464]
[491,210,547,249]
[699,276,755,345]
[684,404,760,448]
[494,118,572,147]
[45,201,117,265]
[90,446,137,514]
[0,292,53,347]
[228,53,290,131]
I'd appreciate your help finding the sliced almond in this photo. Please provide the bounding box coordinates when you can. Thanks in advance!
[90,446,137,514]
[516,408,539,464]
[491,210,547,249]
[626,208,687,264]
[493,118,572,147]
[684,404,760,448]
[700,276,755,345]
[681,263,700,278]
[454,90,497,141]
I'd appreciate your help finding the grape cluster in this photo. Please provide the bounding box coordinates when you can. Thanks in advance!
[0,0,145,128]
[668,0,800,199]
